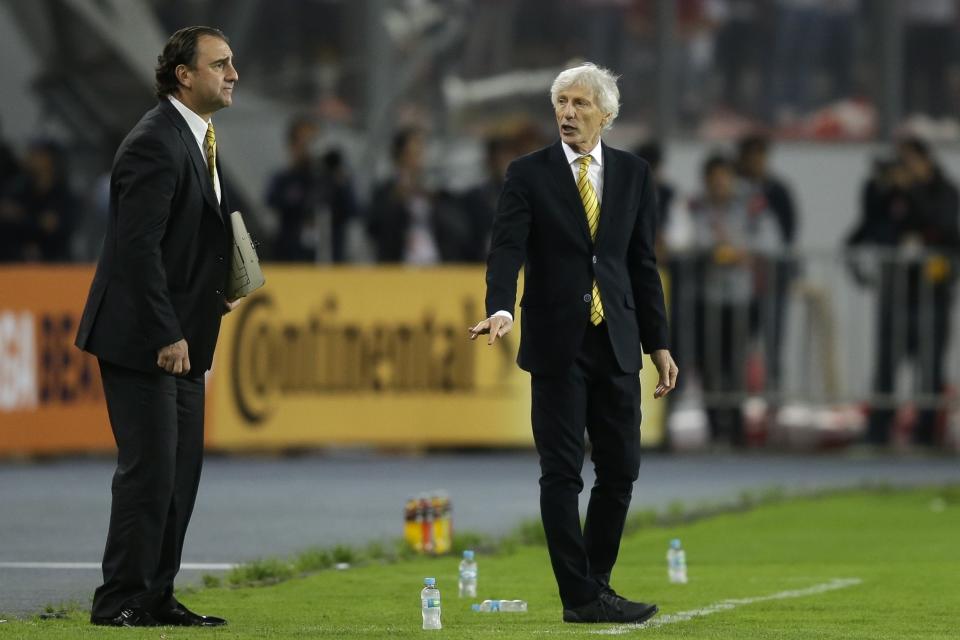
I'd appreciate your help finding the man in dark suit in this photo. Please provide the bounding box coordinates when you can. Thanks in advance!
[75,26,238,627]
[736,133,798,393]
[470,63,677,624]
[367,127,476,264]
[847,137,960,446]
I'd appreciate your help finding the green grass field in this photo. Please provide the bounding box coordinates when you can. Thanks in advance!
[4,486,958,639]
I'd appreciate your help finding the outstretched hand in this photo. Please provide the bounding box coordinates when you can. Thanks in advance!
[468,315,514,345]
[223,298,242,314]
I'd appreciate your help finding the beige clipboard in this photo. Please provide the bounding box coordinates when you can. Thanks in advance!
[227,210,265,300]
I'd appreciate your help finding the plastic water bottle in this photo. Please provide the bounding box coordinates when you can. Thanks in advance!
[667,538,688,584]
[421,577,441,630]
[458,550,478,598]
[471,599,528,613]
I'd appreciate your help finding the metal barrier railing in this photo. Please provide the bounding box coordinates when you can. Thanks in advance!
[665,247,960,447]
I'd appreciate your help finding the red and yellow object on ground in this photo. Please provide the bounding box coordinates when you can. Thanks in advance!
[403,492,453,555]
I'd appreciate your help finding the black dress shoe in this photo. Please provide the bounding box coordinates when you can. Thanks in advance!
[153,602,227,627]
[91,607,160,627]
[563,591,658,624]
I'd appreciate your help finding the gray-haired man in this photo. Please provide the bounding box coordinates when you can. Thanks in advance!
[470,62,677,623]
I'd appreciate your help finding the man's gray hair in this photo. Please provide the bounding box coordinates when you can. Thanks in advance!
[550,62,621,130]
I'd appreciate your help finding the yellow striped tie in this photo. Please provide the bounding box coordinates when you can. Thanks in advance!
[204,122,217,185]
[577,155,604,325]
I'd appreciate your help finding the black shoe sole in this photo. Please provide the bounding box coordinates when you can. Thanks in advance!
[562,604,659,624]
[90,617,159,627]
[152,614,228,627]
[634,605,659,625]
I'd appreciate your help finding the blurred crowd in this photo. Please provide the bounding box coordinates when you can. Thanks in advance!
[147,1,960,142]
[847,137,960,447]
[667,0,960,132]
[241,0,960,138]
[650,133,959,448]
[262,117,546,265]
[0,134,77,262]
[2,108,958,448]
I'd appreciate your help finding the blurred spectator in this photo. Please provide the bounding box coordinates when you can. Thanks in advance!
[366,127,474,264]
[265,116,357,262]
[766,0,857,125]
[459,135,514,261]
[903,0,958,119]
[635,141,694,395]
[819,0,857,105]
[689,153,779,444]
[675,0,725,125]
[633,141,675,234]
[714,0,766,119]
[78,172,111,261]
[847,137,960,446]
[319,148,359,263]
[583,0,630,71]
[266,116,319,261]
[0,119,18,190]
[75,133,126,262]
[736,133,798,390]
[0,139,77,262]
[0,122,23,261]
[736,134,797,244]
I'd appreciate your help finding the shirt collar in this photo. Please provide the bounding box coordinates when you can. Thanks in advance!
[167,95,211,147]
[562,138,603,167]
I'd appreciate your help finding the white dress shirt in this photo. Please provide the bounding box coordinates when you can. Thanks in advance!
[493,138,604,322]
[167,95,221,203]
[561,138,603,205]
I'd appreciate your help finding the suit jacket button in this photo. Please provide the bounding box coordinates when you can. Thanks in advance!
[216,255,225,263]
[592,255,597,264]
[216,288,224,296]
[583,294,592,303]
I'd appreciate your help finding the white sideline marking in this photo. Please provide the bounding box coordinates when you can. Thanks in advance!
[591,578,863,635]
[0,562,237,571]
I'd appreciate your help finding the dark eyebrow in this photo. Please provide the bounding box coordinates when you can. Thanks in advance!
[210,56,230,66]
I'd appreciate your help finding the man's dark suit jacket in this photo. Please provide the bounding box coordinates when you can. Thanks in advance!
[485,140,669,375]
[366,179,476,263]
[76,99,232,374]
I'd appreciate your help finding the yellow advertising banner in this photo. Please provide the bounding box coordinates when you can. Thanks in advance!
[0,265,665,456]
[207,266,665,449]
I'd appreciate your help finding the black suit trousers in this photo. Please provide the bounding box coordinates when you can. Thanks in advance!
[530,322,641,609]
[91,359,204,617]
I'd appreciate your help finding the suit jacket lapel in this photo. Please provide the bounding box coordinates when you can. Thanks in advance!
[216,156,230,221]
[182,127,224,223]
[595,142,618,249]
[548,141,592,245]
[160,100,225,224]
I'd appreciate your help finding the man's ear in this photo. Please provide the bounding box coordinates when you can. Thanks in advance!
[175,64,192,90]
